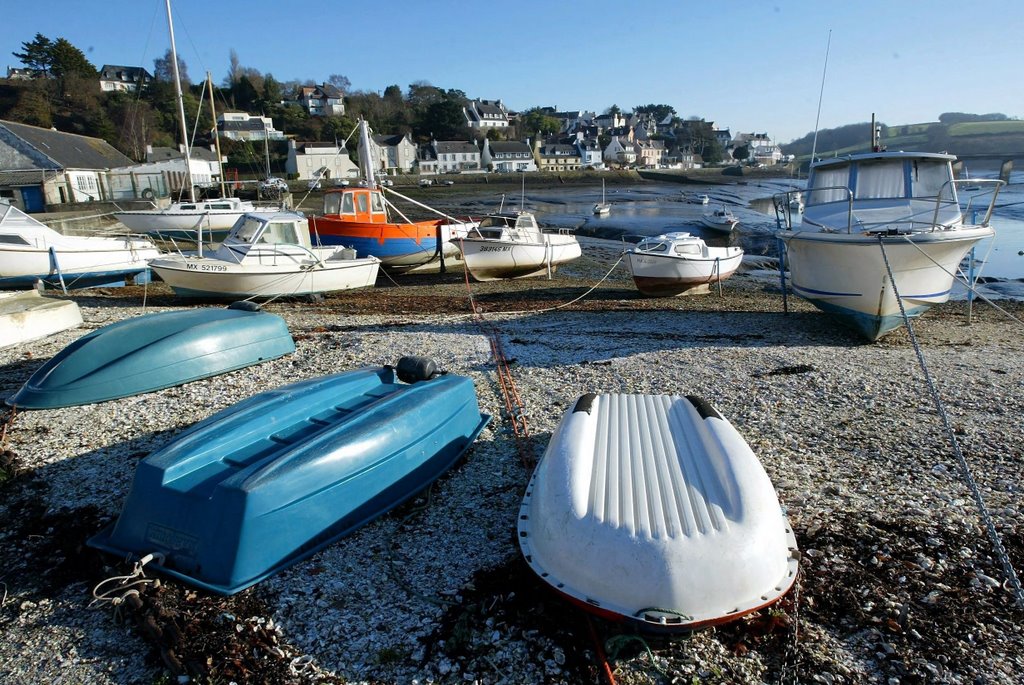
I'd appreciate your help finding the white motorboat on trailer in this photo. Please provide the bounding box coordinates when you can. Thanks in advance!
[624,232,743,296]
[0,204,159,290]
[455,210,581,281]
[149,211,380,299]
[775,149,1000,340]
[518,392,799,632]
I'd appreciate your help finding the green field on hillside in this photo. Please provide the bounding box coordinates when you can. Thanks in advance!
[948,121,1024,136]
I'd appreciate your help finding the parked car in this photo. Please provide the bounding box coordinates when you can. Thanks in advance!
[419,178,434,187]
[380,178,394,187]
[333,179,350,187]
[441,180,454,186]
[259,177,289,193]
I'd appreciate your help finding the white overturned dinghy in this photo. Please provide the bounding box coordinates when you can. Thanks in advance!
[518,393,799,631]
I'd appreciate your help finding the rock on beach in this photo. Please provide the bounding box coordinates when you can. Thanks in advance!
[1,241,1023,684]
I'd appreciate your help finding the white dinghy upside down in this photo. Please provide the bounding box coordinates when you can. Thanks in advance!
[518,393,799,631]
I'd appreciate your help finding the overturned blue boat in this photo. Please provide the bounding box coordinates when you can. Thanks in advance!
[7,302,294,409]
[88,357,491,595]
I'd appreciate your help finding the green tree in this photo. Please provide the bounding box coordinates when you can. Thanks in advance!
[417,99,469,141]
[12,33,53,77]
[8,84,52,127]
[732,144,750,163]
[48,38,96,79]
[518,107,561,140]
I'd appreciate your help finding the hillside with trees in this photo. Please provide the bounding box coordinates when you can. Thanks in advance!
[782,113,1024,159]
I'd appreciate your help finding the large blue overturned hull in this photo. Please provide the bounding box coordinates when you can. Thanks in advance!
[7,303,295,409]
[88,361,490,595]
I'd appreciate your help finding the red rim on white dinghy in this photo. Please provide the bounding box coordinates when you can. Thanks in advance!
[518,393,799,631]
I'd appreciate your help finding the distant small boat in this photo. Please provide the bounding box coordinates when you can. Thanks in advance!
[518,393,799,631]
[7,302,294,409]
[0,203,159,290]
[686,193,710,205]
[0,290,82,349]
[625,232,743,296]
[89,356,491,595]
[593,179,611,215]
[701,205,739,233]
[149,211,380,299]
[456,210,582,281]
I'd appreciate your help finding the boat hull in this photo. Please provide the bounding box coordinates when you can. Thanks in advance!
[89,362,491,594]
[457,236,582,281]
[308,216,462,269]
[7,304,294,408]
[149,250,380,299]
[700,217,738,233]
[626,248,743,296]
[518,393,799,632]
[0,291,82,348]
[779,227,993,340]
[114,209,248,242]
[0,241,159,290]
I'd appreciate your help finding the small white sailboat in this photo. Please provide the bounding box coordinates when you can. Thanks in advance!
[149,211,380,299]
[593,179,611,215]
[518,393,799,631]
[775,147,1000,340]
[701,205,739,233]
[455,210,581,281]
[625,232,743,296]
[0,203,159,290]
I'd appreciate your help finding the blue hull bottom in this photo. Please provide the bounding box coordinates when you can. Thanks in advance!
[88,363,490,595]
[0,268,149,290]
[803,296,929,341]
[315,235,441,267]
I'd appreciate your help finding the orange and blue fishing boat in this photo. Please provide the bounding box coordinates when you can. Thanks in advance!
[307,119,473,270]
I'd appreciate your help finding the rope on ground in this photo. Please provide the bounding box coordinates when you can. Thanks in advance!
[878,236,1024,608]
[89,552,165,614]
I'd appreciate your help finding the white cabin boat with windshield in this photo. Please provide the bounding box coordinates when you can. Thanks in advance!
[149,211,380,299]
[518,393,800,632]
[700,205,739,233]
[775,150,1000,340]
[625,232,743,296]
[455,211,581,281]
[0,203,159,290]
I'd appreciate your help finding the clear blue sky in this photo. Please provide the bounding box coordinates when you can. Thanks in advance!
[4,0,1023,144]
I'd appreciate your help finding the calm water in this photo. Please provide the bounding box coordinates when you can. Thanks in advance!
[497,171,1024,299]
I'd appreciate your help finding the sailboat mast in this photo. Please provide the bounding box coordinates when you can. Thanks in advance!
[207,72,226,198]
[358,118,376,186]
[165,0,195,202]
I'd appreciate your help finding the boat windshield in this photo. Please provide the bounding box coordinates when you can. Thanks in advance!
[639,240,669,253]
[479,216,516,229]
[674,243,701,255]
[261,221,300,245]
[324,193,342,215]
[233,217,265,242]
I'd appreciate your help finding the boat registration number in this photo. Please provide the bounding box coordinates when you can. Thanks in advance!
[480,246,511,252]
[186,263,229,272]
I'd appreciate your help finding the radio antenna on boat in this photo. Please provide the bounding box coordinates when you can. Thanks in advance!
[809,29,832,164]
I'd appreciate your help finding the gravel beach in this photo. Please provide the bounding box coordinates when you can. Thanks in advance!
[1,238,1023,684]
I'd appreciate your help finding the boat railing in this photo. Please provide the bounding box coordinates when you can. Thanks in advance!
[948,179,1004,228]
[774,186,854,231]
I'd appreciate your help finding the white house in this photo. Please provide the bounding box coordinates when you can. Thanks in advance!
[216,112,285,141]
[296,83,345,117]
[419,141,480,174]
[285,140,359,181]
[602,136,636,166]
[370,133,418,173]
[464,99,510,133]
[99,65,152,93]
[733,132,783,165]
[481,139,536,172]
